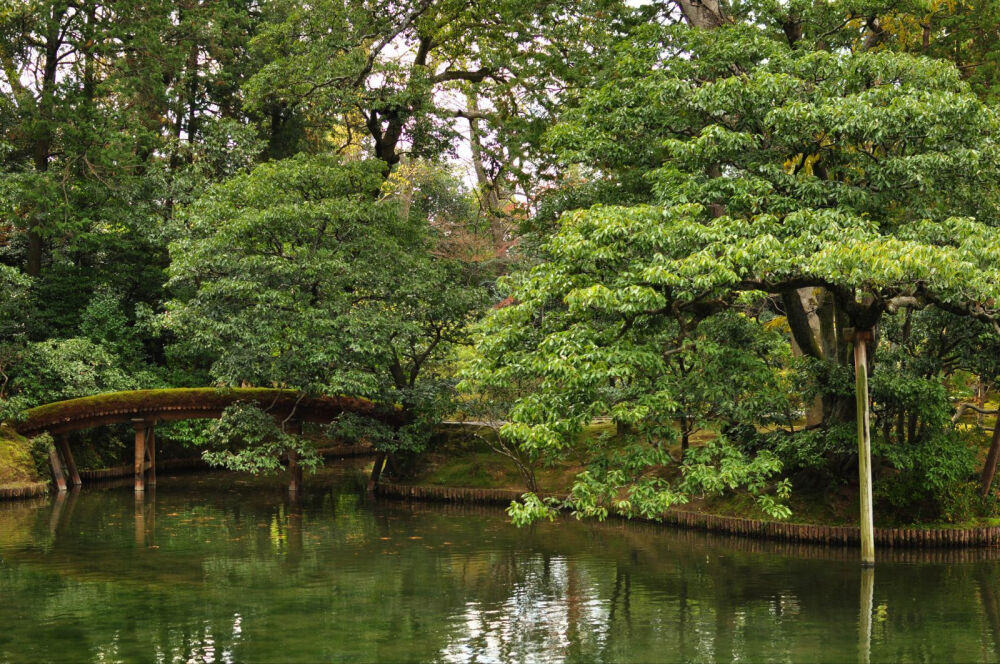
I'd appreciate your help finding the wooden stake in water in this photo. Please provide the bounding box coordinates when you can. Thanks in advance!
[854,330,875,566]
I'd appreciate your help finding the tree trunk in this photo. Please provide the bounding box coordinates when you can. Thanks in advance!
[26,7,64,277]
[673,0,729,28]
[466,90,508,254]
[981,419,1000,499]
[783,287,856,427]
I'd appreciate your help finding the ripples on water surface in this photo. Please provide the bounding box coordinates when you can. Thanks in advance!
[1,464,999,663]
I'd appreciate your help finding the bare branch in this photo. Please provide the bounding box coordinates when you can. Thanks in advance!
[953,402,999,424]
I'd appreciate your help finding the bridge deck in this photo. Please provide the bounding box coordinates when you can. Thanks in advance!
[16,388,400,437]
[13,388,402,494]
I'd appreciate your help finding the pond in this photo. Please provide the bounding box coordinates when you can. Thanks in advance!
[1,463,998,663]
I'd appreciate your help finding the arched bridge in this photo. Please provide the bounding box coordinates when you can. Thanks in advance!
[14,388,401,494]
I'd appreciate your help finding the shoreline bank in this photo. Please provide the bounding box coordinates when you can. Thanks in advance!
[6,456,999,549]
[375,481,1000,549]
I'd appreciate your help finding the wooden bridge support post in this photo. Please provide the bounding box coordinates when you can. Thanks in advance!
[56,434,82,487]
[48,443,68,492]
[132,419,147,493]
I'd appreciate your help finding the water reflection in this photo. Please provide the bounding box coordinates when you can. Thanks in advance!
[860,567,874,664]
[0,468,999,663]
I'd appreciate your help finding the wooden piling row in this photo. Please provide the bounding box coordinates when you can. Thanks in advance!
[71,445,373,485]
[375,482,1000,549]
[376,483,533,506]
[0,481,51,500]
[78,456,208,483]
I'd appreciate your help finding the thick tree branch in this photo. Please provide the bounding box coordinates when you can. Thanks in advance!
[781,289,823,360]
[953,402,999,424]
[433,67,492,84]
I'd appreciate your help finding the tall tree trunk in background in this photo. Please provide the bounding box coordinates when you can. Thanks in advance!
[466,89,510,256]
[981,420,1000,498]
[27,5,66,277]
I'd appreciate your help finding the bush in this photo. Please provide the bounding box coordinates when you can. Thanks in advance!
[8,337,145,406]
[27,432,53,481]
[875,430,979,523]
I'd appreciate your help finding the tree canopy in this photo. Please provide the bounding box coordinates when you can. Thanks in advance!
[5,0,1000,523]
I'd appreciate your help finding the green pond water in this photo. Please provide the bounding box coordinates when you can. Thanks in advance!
[1,463,999,664]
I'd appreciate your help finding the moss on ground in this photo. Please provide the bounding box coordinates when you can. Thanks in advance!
[415,421,1000,528]
[0,424,43,487]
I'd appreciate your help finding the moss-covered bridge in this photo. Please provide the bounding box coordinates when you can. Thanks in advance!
[13,388,401,493]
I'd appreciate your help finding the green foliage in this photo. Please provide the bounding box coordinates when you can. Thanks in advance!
[4,0,1000,531]
[768,424,856,479]
[169,153,481,394]
[469,16,1000,525]
[681,438,793,520]
[26,432,53,482]
[167,153,487,469]
[507,493,561,527]
[464,203,800,522]
[325,410,434,457]
[875,430,979,523]
[244,0,636,166]
[0,266,30,342]
[7,338,145,407]
[0,425,44,485]
[155,419,215,452]
[0,266,32,419]
[203,402,319,475]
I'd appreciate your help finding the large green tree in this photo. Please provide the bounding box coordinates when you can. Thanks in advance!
[167,154,487,464]
[468,19,1000,521]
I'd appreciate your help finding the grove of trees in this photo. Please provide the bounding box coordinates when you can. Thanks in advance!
[5,0,1000,526]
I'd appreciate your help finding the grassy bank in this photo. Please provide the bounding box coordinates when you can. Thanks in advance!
[0,424,43,488]
[410,422,1000,530]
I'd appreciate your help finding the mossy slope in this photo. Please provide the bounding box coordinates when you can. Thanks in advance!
[0,424,42,486]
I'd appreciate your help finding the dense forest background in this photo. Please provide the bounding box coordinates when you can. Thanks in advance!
[6,0,1000,525]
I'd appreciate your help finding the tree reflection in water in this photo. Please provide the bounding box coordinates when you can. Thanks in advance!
[0,468,999,663]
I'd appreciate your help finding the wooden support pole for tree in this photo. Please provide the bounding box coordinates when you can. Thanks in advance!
[56,434,82,487]
[48,443,68,492]
[145,424,156,488]
[853,330,876,566]
[132,419,147,493]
